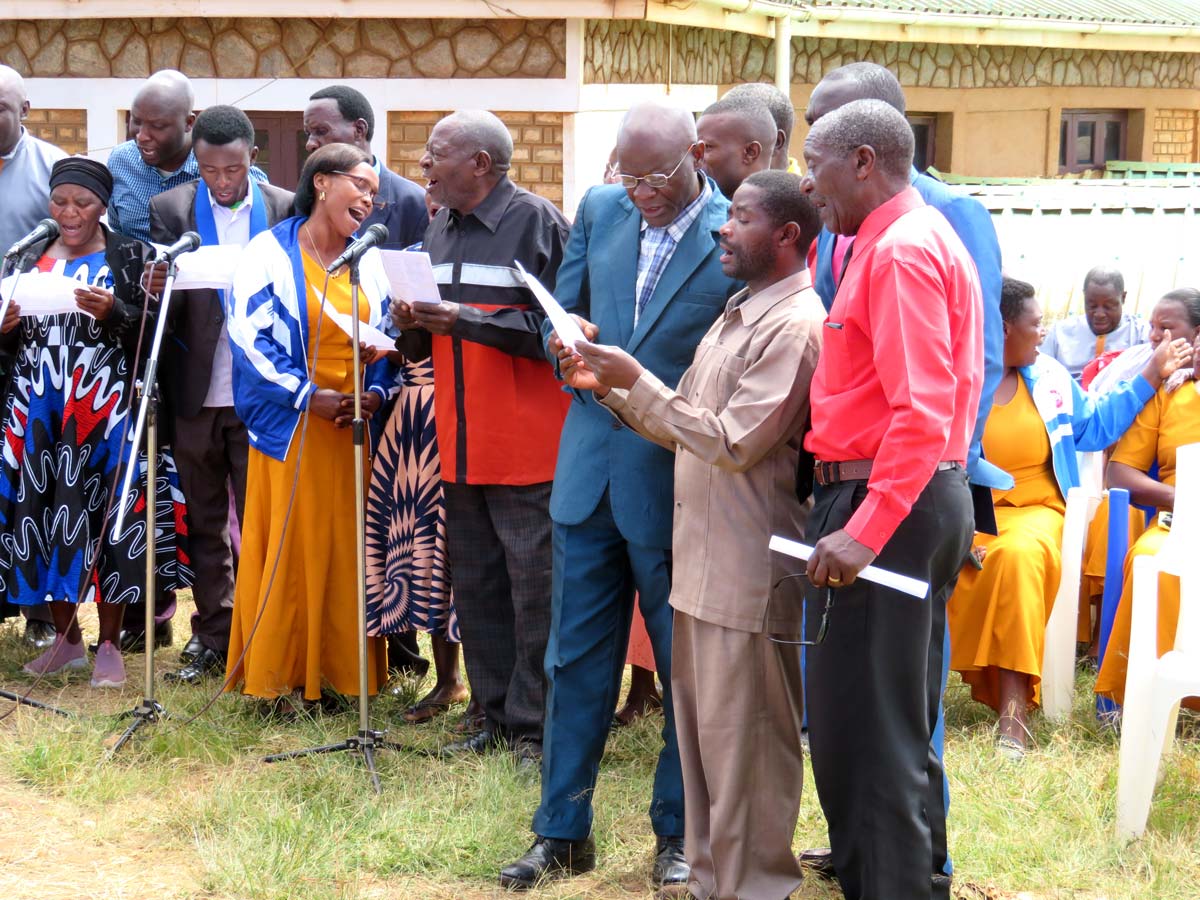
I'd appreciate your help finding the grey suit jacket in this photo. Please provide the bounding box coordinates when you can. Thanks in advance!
[149,180,295,418]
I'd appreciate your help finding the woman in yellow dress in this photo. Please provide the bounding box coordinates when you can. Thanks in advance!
[947,278,1189,755]
[225,143,395,708]
[1095,288,1200,711]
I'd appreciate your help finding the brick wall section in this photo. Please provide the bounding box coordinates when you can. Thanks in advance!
[1152,109,1198,162]
[25,109,88,155]
[387,111,564,207]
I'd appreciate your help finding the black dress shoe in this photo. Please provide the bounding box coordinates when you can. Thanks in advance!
[439,729,500,758]
[797,847,835,879]
[179,635,204,665]
[23,619,57,649]
[498,835,596,890]
[163,647,226,684]
[652,835,689,887]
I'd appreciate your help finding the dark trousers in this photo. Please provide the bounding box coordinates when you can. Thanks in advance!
[170,406,248,653]
[534,492,683,841]
[442,481,553,741]
[805,468,972,900]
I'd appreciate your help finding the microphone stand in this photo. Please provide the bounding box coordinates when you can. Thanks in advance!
[263,251,403,794]
[0,257,73,719]
[107,254,182,755]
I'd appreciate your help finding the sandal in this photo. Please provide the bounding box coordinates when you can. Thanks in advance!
[402,698,454,724]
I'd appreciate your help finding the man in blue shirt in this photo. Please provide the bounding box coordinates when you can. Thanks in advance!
[799,62,1006,895]
[107,70,266,244]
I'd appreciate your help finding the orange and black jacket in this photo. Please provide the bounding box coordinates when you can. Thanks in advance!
[398,178,571,485]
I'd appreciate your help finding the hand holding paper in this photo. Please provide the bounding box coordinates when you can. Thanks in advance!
[514,259,587,350]
[1,272,98,318]
[380,249,442,306]
[769,535,929,599]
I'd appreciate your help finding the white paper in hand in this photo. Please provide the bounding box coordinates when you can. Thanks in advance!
[325,309,396,353]
[1,271,95,318]
[514,259,586,350]
[379,249,443,306]
[171,244,244,291]
[768,535,930,599]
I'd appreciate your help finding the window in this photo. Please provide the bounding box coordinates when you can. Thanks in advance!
[908,114,937,172]
[1059,110,1127,174]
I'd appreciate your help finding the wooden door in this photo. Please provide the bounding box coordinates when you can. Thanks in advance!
[245,111,309,191]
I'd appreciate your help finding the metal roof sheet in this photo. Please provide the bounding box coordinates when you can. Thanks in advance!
[788,0,1200,27]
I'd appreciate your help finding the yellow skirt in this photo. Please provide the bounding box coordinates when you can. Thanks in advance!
[948,504,1064,712]
[226,417,386,701]
[1093,524,1197,710]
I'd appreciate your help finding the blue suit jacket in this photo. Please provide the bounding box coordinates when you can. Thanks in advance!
[813,168,1010,510]
[546,180,739,549]
[368,165,428,250]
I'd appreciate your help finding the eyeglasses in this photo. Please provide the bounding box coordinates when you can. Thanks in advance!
[616,144,696,190]
[330,171,387,210]
[766,579,836,647]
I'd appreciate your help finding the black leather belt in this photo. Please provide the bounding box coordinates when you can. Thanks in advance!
[814,459,962,486]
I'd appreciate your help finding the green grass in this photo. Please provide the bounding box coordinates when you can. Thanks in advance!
[0,605,1197,900]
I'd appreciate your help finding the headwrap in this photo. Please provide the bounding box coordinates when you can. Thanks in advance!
[49,156,113,207]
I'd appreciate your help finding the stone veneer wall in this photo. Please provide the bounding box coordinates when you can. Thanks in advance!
[388,111,564,205]
[1153,109,1199,163]
[26,108,88,155]
[0,19,566,79]
[583,20,1200,91]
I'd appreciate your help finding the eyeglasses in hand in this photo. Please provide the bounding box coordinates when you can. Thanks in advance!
[767,576,836,647]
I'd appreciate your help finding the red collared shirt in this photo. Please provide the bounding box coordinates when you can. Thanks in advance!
[805,187,983,553]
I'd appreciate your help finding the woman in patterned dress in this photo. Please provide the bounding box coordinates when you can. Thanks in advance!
[365,194,470,724]
[0,157,192,688]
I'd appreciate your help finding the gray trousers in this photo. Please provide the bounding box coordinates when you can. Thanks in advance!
[673,610,805,900]
[172,405,248,653]
[442,481,553,741]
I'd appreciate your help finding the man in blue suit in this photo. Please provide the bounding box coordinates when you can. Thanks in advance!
[498,100,739,891]
[798,62,1009,890]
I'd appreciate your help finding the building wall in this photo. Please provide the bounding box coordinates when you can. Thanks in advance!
[0,18,566,79]
[1154,109,1198,163]
[388,111,564,205]
[25,108,87,155]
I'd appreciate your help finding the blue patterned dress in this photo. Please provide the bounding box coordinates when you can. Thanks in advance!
[365,356,459,641]
[0,251,193,607]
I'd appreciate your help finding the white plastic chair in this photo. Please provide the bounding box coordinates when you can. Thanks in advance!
[1041,474,1103,722]
[1116,442,1200,840]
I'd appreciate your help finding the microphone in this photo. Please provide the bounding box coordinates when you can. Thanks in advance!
[4,218,60,259]
[154,231,201,263]
[326,223,388,273]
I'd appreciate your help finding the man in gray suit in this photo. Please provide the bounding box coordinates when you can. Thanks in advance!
[150,105,295,683]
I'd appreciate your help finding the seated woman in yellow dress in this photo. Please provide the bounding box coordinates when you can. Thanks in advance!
[1095,288,1200,711]
[948,277,1190,755]
[225,143,397,710]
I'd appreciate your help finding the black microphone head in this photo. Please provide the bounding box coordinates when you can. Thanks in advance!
[365,223,389,244]
[37,218,61,238]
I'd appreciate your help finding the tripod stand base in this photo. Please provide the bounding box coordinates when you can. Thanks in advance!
[0,689,73,718]
[107,698,169,755]
[263,729,406,794]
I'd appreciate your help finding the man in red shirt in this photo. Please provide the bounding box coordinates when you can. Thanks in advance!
[799,99,983,900]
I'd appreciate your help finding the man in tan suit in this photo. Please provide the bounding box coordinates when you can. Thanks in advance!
[564,169,825,900]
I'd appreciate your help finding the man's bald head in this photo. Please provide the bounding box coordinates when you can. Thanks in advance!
[0,64,29,157]
[421,109,514,215]
[616,100,703,229]
[805,62,906,127]
[697,96,778,199]
[129,69,196,171]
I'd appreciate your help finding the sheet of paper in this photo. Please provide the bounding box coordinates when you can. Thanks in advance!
[171,244,244,291]
[325,309,396,353]
[0,271,95,318]
[379,249,443,306]
[514,259,586,350]
[769,535,930,599]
